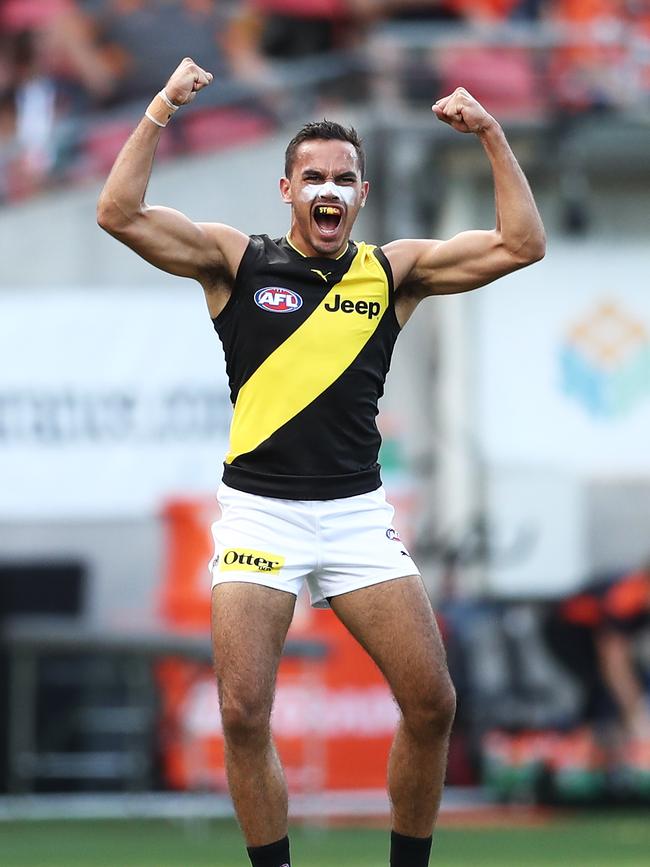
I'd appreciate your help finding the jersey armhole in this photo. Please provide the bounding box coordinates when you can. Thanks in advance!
[212,234,261,324]
[373,246,395,301]
[372,245,402,332]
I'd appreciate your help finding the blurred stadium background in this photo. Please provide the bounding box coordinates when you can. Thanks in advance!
[1,1,650,864]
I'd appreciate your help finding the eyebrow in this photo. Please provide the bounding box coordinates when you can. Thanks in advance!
[301,169,358,180]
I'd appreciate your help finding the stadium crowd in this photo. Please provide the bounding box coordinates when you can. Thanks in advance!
[1,0,650,202]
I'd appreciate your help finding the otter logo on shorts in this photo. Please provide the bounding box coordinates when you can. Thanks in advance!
[219,548,285,574]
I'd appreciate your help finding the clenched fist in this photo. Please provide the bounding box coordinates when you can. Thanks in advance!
[165,57,213,106]
[432,88,495,135]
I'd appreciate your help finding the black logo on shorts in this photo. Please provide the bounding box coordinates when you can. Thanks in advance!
[219,548,285,573]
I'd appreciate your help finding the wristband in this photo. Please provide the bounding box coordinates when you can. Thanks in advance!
[144,89,180,128]
[159,89,180,111]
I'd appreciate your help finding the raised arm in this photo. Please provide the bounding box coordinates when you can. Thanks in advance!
[96,58,248,311]
[384,87,545,319]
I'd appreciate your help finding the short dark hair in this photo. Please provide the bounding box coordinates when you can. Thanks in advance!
[284,120,365,180]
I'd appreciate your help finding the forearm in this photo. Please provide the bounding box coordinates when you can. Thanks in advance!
[95,59,232,280]
[596,631,647,734]
[97,116,164,232]
[98,73,189,234]
[478,122,545,262]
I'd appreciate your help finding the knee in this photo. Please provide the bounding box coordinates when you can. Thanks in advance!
[219,695,272,747]
[402,676,456,741]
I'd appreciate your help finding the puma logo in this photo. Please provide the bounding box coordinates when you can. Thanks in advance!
[311,268,332,283]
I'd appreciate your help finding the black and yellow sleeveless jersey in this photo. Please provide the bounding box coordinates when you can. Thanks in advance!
[212,234,401,499]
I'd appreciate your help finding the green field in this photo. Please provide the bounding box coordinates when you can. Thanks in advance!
[2,815,649,866]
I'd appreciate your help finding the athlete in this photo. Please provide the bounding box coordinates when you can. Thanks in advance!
[98,57,545,867]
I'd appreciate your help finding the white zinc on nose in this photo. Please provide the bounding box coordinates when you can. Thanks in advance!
[300,180,356,206]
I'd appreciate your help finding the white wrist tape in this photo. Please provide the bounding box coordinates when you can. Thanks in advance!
[144,109,166,127]
[144,90,181,128]
[159,89,180,112]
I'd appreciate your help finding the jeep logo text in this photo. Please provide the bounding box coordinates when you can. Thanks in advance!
[324,294,381,319]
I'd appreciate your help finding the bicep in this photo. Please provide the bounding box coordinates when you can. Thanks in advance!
[108,206,244,280]
[391,230,525,298]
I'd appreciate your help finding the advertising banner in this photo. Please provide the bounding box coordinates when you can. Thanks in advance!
[475,242,650,474]
[474,243,650,594]
[0,288,231,518]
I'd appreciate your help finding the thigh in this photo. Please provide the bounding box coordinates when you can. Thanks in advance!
[211,582,296,712]
[329,575,451,709]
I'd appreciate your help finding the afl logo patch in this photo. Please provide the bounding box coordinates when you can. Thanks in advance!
[255,287,303,313]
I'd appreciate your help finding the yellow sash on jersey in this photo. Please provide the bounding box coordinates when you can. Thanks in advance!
[225,243,389,464]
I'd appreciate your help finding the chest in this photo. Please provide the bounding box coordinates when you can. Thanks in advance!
[239,257,388,344]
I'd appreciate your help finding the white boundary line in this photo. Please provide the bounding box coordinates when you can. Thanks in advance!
[0,788,489,822]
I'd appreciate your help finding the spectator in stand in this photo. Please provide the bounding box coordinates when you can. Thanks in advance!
[543,563,650,742]
[368,2,466,106]
[0,0,119,201]
[83,0,239,105]
[447,0,518,21]
[373,1,461,23]
[379,0,547,23]
[226,1,378,110]
[509,0,545,20]
[378,1,543,27]
[0,29,57,201]
[548,0,650,112]
[235,0,374,61]
[0,0,117,107]
[372,0,543,114]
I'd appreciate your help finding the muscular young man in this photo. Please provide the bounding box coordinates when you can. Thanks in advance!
[97,57,545,867]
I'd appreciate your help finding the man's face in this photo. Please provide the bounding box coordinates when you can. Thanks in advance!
[280,139,369,258]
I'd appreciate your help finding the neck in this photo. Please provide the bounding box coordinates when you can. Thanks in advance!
[286,230,348,260]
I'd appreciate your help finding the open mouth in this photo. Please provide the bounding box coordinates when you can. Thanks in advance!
[313,203,343,236]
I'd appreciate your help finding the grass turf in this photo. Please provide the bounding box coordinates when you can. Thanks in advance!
[2,815,650,866]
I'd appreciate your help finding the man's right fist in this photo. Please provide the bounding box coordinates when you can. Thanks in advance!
[165,57,213,106]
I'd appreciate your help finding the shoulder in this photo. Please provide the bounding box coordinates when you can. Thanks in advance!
[381,238,444,291]
[197,223,250,279]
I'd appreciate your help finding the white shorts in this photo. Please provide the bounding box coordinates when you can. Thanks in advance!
[209,482,419,608]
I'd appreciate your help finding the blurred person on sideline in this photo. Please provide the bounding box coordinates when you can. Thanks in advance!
[544,562,650,742]
[97,57,545,867]
[83,0,243,104]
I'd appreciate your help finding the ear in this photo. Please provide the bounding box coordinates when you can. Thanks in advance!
[279,176,292,204]
[360,180,370,208]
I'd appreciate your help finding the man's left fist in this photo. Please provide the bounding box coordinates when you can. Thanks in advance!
[432,88,495,135]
